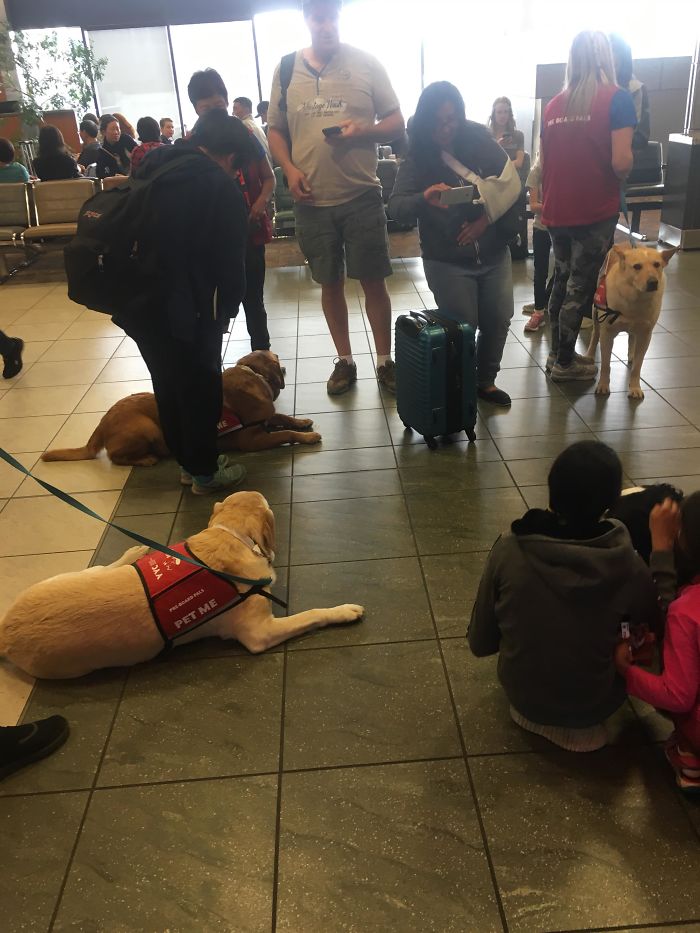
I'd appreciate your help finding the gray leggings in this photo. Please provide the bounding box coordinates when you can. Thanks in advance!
[423,247,514,388]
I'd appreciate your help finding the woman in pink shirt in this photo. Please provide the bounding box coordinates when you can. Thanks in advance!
[616,493,700,794]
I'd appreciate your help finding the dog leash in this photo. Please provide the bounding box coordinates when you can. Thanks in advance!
[620,190,636,249]
[0,446,287,603]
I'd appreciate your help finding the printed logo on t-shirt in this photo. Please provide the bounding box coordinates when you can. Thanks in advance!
[296,96,348,118]
[545,115,592,126]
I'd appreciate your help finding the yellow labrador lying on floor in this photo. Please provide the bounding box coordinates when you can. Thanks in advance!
[0,492,363,679]
[586,245,677,400]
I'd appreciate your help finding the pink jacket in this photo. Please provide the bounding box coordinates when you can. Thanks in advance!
[626,579,700,749]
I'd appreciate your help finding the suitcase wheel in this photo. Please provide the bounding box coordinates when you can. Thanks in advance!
[424,435,438,450]
[467,428,477,443]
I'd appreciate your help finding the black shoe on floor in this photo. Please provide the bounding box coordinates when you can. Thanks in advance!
[477,387,512,407]
[2,337,24,379]
[0,715,70,780]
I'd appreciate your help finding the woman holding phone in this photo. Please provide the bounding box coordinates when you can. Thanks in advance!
[389,81,521,407]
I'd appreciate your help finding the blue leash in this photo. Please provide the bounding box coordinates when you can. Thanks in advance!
[0,446,273,589]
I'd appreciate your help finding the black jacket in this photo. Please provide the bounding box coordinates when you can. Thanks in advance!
[468,510,658,728]
[389,121,520,266]
[131,145,248,341]
[33,152,80,181]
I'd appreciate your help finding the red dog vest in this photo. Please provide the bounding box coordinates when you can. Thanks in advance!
[218,406,243,437]
[135,542,242,643]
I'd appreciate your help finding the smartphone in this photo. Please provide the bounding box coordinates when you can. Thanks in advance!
[322,126,343,137]
[439,185,475,207]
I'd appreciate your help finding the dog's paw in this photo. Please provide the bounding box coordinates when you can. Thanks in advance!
[300,431,322,445]
[594,382,610,396]
[297,418,314,430]
[628,386,645,400]
[328,604,365,626]
[123,545,150,563]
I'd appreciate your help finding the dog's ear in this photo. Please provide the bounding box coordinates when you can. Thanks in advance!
[611,245,628,266]
[261,508,276,561]
[660,247,678,266]
[213,501,224,515]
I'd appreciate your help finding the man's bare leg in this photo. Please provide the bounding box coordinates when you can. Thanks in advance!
[321,278,352,357]
[361,278,392,357]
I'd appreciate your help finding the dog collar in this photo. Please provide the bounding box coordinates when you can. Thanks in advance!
[211,523,273,562]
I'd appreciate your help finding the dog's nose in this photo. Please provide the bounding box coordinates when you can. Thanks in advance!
[646,279,659,292]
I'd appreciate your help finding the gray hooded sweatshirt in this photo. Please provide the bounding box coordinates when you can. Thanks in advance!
[468,511,658,728]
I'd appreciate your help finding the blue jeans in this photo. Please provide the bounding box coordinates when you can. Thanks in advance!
[423,248,513,388]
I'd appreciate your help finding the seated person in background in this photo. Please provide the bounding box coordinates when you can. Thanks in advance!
[82,112,98,124]
[188,68,229,121]
[616,494,700,794]
[610,34,650,150]
[130,117,165,173]
[32,126,80,181]
[77,120,100,170]
[0,138,30,183]
[468,440,658,752]
[160,117,175,145]
[488,97,525,172]
[96,113,136,179]
[256,100,269,131]
[113,112,137,140]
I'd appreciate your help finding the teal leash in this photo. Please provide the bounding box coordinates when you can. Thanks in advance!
[0,446,273,589]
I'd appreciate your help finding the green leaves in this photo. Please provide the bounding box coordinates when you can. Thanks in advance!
[0,30,108,127]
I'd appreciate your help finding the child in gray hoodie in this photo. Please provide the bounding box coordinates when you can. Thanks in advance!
[468,441,659,752]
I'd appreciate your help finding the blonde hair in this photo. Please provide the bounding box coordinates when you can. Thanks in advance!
[564,31,618,119]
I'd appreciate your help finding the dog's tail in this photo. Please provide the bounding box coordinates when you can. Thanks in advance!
[41,424,104,462]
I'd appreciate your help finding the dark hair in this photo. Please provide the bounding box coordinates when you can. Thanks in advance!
[82,112,98,124]
[409,81,466,172]
[0,137,15,163]
[99,113,119,136]
[137,116,161,143]
[190,109,256,167]
[38,125,69,158]
[303,0,342,13]
[159,117,173,129]
[234,96,252,112]
[488,96,516,135]
[79,119,98,139]
[548,441,622,526]
[609,33,633,88]
[679,492,700,578]
[187,68,228,108]
[256,100,269,117]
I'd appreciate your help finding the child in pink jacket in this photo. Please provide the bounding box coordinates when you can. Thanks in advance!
[616,492,700,794]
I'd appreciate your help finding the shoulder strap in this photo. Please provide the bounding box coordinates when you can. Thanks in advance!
[279,52,297,114]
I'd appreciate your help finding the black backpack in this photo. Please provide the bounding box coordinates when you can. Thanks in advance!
[64,155,200,320]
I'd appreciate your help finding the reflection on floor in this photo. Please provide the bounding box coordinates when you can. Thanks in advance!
[1,250,699,931]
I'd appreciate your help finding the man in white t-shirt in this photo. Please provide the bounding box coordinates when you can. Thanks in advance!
[233,96,272,163]
[267,0,404,395]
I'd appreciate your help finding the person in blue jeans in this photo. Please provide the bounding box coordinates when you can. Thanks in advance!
[389,82,521,407]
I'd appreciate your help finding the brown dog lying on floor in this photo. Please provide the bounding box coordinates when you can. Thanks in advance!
[42,350,321,466]
[0,491,364,679]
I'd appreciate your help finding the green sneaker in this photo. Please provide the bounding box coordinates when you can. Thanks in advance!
[191,462,247,495]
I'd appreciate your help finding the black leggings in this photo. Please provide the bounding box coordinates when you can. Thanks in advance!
[122,315,224,477]
[242,242,271,351]
[532,228,553,311]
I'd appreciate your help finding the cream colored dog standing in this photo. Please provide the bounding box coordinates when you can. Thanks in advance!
[0,492,364,679]
[586,245,677,400]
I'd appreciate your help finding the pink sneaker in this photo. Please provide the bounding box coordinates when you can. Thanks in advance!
[524,310,546,332]
[665,735,700,794]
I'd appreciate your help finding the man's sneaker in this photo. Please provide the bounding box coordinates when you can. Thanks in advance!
[522,302,535,316]
[545,351,593,374]
[524,310,546,332]
[181,454,232,486]
[0,716,70,780]
[192,462,247,495]
[377,359,396,394]
[550,359,598,382]
[327,358,357,396]
[2,337,24,379]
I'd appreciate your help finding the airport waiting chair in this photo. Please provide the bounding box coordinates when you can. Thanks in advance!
[22,178,96,243]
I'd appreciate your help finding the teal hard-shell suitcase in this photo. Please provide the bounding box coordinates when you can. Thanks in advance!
[395,310,477,449]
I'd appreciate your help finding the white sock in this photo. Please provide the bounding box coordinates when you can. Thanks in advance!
[340,354,354,364]
[376,354,390,367]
